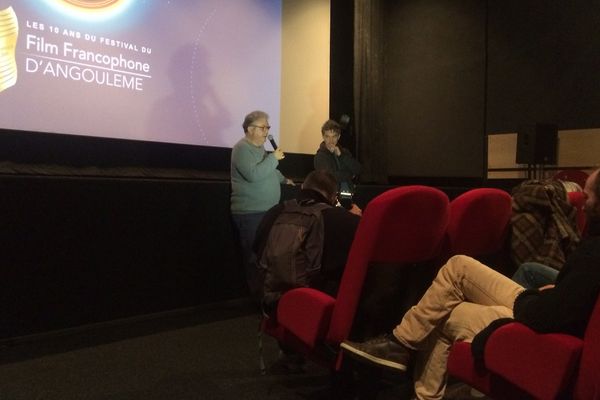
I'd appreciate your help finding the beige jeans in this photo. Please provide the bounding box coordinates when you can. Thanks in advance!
[392,255,525,400]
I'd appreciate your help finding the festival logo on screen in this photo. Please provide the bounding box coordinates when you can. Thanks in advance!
[0,6,18,93]
[14,0,153,92]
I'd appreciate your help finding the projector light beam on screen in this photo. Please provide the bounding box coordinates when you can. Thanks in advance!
[41,0,134,21]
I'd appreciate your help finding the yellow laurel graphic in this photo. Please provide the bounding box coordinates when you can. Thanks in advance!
[0,6,18,93]
[61,0,123,9]
[47,0,132,20]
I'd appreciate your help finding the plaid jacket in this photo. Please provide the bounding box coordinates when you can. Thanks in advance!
[510,180,581,270]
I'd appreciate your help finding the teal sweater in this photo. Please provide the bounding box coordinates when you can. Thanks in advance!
[230,137,285,214]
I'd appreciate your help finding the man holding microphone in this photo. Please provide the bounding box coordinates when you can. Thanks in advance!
[230,110,293,302]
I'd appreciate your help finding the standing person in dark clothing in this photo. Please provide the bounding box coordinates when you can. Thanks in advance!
[254,170,361,305]
[340,168,600,400]
[314,119,361,196]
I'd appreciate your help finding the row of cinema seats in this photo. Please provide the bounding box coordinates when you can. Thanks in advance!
[448,190,600,399]
[260,185,514,382]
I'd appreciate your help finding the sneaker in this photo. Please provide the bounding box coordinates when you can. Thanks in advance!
[340,334,412,371]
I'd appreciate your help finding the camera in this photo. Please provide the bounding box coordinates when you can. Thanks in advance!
[338,181,354,210]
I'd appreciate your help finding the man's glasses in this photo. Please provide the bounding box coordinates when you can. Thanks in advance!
[251,125,271,131]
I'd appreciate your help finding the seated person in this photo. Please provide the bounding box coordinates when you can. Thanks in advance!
[314,119,361,207]
[512,175,600,289]
[254,170,361,315]
[341,168,600,400]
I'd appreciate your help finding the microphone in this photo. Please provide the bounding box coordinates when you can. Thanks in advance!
[339,114,350,130]
[267,134,278,150]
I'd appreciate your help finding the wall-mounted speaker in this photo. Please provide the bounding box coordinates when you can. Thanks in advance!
[516,123,558,165]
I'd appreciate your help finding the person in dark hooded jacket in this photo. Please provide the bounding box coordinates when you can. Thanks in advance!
[314,119,361,193]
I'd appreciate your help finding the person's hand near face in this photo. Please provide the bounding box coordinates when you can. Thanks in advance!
[323,130,341,156]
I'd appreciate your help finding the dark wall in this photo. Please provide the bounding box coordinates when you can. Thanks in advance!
[0,176,245,339]
[382,0,486,179]
[486,1,600,132]
[330,0,356,154]
[333,1,600,180]
[0,129,231,175]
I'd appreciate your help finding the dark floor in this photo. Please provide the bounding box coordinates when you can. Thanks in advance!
[0,299,485,400]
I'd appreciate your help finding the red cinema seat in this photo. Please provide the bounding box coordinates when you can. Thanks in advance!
[448,295,600,400]
[262,185,450,371]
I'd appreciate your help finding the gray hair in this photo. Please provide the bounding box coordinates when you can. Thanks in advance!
[242,110,269,133]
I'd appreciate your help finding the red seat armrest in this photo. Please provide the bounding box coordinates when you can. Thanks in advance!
[485,322,584,399]
[277,288,336,349]
[448,341,494,394]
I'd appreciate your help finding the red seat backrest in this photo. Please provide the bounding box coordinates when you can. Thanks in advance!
[446,188,512,257]
[325,185,449,346]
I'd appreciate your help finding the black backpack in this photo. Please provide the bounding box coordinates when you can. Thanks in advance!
[259,199,331,312]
